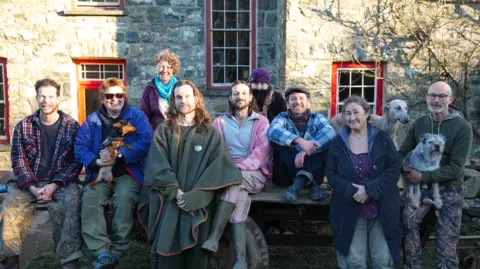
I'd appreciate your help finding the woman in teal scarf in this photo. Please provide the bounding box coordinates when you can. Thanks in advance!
[140,49,181,131]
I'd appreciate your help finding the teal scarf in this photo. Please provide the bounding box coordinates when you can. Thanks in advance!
[154,75,178,103]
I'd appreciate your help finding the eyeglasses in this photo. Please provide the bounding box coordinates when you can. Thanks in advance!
[426,93,450,101]
[104,93,125,100]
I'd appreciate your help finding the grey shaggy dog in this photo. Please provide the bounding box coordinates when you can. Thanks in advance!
[403,133,446,210]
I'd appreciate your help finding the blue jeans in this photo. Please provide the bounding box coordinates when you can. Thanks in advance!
[337,218,394,269]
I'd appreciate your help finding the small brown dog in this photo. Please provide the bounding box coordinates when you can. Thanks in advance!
[89,120,136,190]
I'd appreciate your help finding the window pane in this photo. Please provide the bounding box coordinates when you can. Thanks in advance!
[105,72,120,79]
[212,0,224,10]
[0,65,3,83]
[364,87,375,102]
[226,67,237,82]
[238,49,249,65]
[351,70,362,86]
[0,119,5,136]
[337,105,343,115]
[0,84,4,100]
[238,12,249,29]
[339,70,350,86]
[225,0,236,10]
[238,31,249,47]
[213,49,225,65]
[226,49,237,65]
[86,72,101,79]
[226,12,237,29]
[370,105,375,114]
[85,65,100,71]
[213,67,225,83]
[104,64,120,72]
[364,70,375,85]
[339,87,349,101]
[212,12,225,29]
[238,67,249,81]
[351,87,362,97]
[226,31,237,47]
[0,104,4,118]
[239,0,249,10]
[213,31,225,47]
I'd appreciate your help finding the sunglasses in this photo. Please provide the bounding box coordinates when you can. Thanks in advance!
[104,93,125,100]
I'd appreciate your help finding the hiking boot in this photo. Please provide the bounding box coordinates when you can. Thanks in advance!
[92,252,119,269]
[231,222,247,269]
[1,255,19,269]
[62,259,79,269]
[202,200,235,253]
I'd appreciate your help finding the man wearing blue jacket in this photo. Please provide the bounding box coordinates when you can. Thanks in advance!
[75,78,152,269]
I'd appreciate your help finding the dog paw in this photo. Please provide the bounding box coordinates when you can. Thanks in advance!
[433,198,443,209]
[423,198,434,205]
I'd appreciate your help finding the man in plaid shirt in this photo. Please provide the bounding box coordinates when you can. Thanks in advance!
[1,79,83,269]
[268,86,336,203]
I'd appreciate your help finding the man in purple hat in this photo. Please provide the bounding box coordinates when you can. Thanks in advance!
[249,68,287,122]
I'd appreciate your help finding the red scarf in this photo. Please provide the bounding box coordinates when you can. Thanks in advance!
[288,109,310,133]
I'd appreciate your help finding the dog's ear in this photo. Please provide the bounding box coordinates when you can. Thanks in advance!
[440,134,447,144]
[384,102,390,112]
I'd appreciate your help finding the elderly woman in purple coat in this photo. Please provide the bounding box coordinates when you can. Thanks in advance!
[140,49,181,131]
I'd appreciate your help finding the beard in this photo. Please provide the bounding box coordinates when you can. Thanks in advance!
[252,86,273,111]
[40,103,59,115]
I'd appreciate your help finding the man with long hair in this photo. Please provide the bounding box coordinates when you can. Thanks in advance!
[138,80,243,269]
[202,81,270,268]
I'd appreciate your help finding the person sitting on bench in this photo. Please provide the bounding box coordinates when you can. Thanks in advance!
[267,86,336,203]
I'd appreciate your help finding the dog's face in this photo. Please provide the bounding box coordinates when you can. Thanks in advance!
[385,99,410,124]
[420,133,446,158]
[112,120,137,136]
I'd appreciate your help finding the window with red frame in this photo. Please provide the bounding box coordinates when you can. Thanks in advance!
[73,59,126,123]
[330,62,384,118]
[206,0,257,90]
[73,0,124,10]
[0,58,9,143]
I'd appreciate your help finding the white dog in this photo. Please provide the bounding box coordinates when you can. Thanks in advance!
[330,99,410,149]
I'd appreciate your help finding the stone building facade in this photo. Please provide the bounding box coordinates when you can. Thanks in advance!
[0,0,479,169]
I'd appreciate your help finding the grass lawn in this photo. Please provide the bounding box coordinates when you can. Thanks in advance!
[26,243,437,269]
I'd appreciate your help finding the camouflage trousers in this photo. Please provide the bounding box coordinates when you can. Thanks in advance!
[0,182,83,264]
[403,185,463,269]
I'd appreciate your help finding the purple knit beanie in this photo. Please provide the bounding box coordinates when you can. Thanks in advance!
[249,68,271,84]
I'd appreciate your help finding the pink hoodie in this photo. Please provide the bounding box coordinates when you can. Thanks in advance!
[213,113,272,179]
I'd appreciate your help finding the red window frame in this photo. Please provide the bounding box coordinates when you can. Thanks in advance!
[205,0,257,90]
[0,58,10,143]
[71,0,125,11]
[330,62,384,118]
[73,58,127,124]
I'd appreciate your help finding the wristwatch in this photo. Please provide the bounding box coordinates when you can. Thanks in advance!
[116,149,123,159]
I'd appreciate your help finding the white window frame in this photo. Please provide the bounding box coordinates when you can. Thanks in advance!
[335,68,378,114]
[75,0,120,7]
[78,63,125,81]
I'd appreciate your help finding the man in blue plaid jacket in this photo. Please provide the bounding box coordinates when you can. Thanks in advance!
[268,86,336,203]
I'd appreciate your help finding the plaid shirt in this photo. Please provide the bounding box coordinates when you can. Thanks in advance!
[268,111,336,153]
[11,110,82,190]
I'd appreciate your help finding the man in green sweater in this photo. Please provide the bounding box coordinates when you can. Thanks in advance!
[399,81,472,269]
[137,80,243,269]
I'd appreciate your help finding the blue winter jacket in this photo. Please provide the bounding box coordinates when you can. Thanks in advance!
[75,107,152,185]
[326,125,401,266]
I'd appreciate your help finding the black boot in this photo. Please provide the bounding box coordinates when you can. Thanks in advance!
[231,222,247,269]
[202,200,235,253]
[1,255,19,269]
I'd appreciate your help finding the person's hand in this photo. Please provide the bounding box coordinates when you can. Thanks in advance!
[37,183,59,203]
[352,183,369,203]
[176,189,194,216]
[99,148,115,161]
[96,158,116,167]
[294,138,316,155]
[28,185,40,199]
[294,151,307,168]
[403,167,422,184]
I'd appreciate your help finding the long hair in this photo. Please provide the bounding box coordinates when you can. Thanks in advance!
[166,80,211,134]
[228,80,254,117]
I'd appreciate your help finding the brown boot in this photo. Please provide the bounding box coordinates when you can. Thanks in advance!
[1,255,19,269]
[62,259,79,269]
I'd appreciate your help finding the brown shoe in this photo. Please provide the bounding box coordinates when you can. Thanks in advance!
[1,255,19,269]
